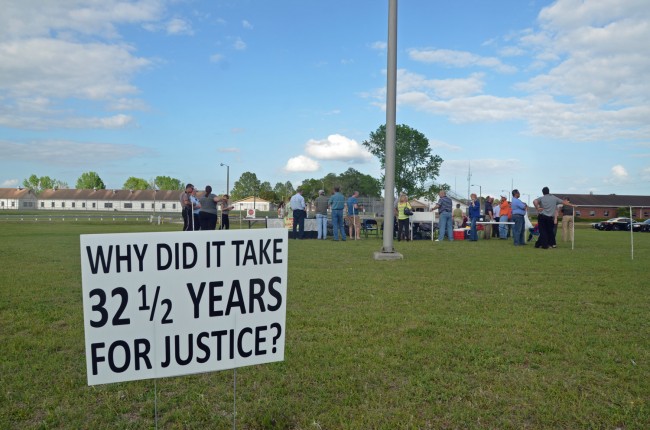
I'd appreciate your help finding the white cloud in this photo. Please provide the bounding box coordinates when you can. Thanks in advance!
[242,20,253,30]
[370,41,387,51]
[0,140,152,165]
[210,53,225,63]
[428,139,462,152]
[0,1,159,131]
[218,147,240,153]
[284,155,320,172]
[611,164,628,179]
[1,179,19,187]
[369,1,650,143]
[233,37,246,50]
[304,134,373,162]
[166,18,193,35]
[408,48,517,73]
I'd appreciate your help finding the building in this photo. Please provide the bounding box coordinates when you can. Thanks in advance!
[231,196,271,212]
[0,188,38,210]
[558,194,650,220]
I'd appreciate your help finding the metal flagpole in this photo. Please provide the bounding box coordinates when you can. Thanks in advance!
[572,206,575,250]
[374,0,402,260]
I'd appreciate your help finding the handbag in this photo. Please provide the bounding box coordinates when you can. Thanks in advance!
[403,205,414,216]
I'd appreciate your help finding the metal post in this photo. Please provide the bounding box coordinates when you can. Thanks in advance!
[220,163,230,196]
[375,0,402,260]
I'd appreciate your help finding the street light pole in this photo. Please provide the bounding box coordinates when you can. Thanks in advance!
[471,184,482,198]
[220,163,230,196]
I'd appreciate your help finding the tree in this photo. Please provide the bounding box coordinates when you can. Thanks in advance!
[154,176,182,190]
[230,171,261,201]
[337,168,382,197]
[76,171,105,190]
[362,124,445,200]
[123,177,150,190]
[22,174,67,193]
[273,181,295,203]
[258,181,277,202]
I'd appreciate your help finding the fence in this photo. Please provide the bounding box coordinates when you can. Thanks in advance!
[0,214,180,224]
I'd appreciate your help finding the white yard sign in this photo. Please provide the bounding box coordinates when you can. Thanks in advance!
[80,229,288,386]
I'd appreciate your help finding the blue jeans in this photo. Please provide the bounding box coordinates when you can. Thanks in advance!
[438,212,454,241]
[469,217,478,240]
[332,210,346,240]
[316,213,327,239]
[499,215,509,238]
[513,214,525,245]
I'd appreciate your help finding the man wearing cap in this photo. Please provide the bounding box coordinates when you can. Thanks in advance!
[432,190,454,241]
[328,186,346,241]
[314,189,329,240]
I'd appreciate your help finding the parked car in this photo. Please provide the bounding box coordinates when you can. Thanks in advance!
[626,220,643,232]
[596,217,638,231]
[640,219,650,232]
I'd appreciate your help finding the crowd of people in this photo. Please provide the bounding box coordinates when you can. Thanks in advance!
[179,183,235,231]
[179,183,576,249]
[429,187,575,248]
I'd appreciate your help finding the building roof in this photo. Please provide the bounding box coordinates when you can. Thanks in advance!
[0,188,37,199]
[35,188,182,201]
[232,196,271,204]
[555,193,650,207]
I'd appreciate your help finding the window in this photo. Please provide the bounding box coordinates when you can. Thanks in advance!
[82,202,86,208]
[575,211,581,216]
[11,201,15,207]
[62,202,65,208]
[162,204,166,209]
[51,202,55,207]
[104,203,113,208]
[141,203,145,209]
[603,210,609,216]
[172,204,176,209]
[92,203,96,208]
[1,201,4,207]
[23,201,34,208]
[72,202,75,208]
[124,203,132,209]
[589,211,595,216]
[40,202,44,208]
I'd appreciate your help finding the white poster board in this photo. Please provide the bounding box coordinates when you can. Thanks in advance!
[80,229,288,386]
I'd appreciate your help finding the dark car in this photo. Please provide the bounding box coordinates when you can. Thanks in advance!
[640,219,650,232]
[597,217,637,231]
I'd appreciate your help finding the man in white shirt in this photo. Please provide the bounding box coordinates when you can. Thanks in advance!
[290,188,306,239]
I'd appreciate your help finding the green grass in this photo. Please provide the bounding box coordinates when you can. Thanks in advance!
[1,222,648,429]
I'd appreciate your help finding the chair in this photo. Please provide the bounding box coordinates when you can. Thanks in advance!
[362,218,379,238]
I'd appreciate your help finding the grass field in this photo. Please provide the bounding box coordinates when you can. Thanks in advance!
[1,221,648,429]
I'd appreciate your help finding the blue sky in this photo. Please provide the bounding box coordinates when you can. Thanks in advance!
[1,0,649,200]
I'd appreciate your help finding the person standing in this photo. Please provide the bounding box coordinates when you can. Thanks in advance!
[511,189,528,246]
[190,188,201,230]
[290,188,306,239]
[199,185,220,230]
[314,190,329,240]
[492,198,501,238]
[453,204,463,228]
[483,196,493,240]
[220,194,234,230]
[468,193,481,241]
[347,191,361,240]
[328,186,346,241]
[180,183,194,231]
[533,187,572,249]
[561,197,575,242]
[432,190,453,241]
[395,193,412,241]
[499,196,511,239]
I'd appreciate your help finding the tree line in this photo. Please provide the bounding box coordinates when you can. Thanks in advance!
[22,124,448,202]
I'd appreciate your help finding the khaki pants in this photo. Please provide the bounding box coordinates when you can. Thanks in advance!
[347,215,361,238]
[562,215,574,242]
[483,215,492,240]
